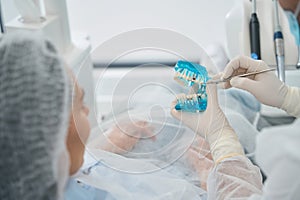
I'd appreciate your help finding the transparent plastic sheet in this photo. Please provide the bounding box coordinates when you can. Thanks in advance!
[77,150,207,200]
[80,109,209,200]
[80,60,262,199]
[78,83,262,199]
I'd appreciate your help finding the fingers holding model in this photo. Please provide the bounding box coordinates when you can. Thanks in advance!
[171,84,245,164]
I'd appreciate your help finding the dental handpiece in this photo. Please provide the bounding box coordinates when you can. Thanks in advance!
[250,0,261,60]
[273,0,285,82]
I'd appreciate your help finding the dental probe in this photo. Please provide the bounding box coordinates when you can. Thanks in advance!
[207,68,277,84]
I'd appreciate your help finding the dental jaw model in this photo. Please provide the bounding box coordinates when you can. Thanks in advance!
[174,61,210,112]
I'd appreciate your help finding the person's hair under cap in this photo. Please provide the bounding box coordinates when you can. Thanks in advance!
[0,32,71,199]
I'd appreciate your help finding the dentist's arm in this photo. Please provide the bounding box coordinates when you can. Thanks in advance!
[222,56,300,118]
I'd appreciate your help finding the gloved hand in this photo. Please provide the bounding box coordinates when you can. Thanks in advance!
[222,56,300,117]
[221,56,288,108]
[101,121,155,154]
[171,84,244,164]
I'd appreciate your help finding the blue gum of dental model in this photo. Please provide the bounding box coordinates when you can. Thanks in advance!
[174,60,210,112]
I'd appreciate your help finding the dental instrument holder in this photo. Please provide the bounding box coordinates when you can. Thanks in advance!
[273,0,285,82]
[6,0,71,54]
[174,61,210,112]
[250,0,261,60]
[5,0,97,127]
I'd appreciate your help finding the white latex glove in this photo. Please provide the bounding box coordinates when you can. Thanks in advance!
[171,84,245,164]
[281,86,300,118]
[221,56,288,108]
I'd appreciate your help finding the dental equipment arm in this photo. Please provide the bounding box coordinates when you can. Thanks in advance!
[222,56,300,118]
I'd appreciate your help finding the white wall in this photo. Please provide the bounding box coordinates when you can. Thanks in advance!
[66,0,236,50]
[1,0,18,21]
[2,0,237,62]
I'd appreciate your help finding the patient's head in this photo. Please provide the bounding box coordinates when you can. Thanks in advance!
[66,75,91,175]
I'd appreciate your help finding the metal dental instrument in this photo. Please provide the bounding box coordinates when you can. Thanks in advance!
[207,68,277,84]
[273,0,285,82]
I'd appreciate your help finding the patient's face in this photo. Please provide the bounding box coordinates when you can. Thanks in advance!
[67,80,90,175]
[279,0,300,23]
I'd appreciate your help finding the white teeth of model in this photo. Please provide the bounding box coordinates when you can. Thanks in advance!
[190,72,194,78]
[183,94,187,102]
[176,94,185,102]
[185,71,189,80]
[186,72,190,80]
[189,72,194,81]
